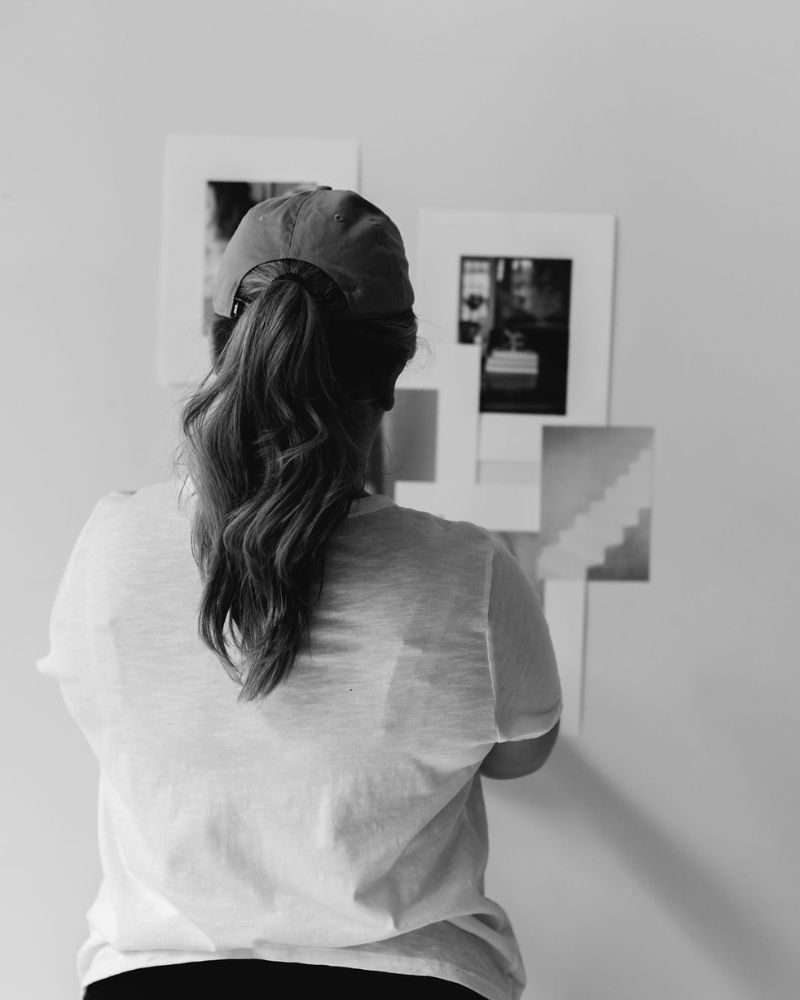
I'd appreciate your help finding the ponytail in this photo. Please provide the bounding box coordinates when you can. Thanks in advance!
[174,260,416,701]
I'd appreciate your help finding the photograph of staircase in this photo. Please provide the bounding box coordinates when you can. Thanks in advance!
[537,427,654,581]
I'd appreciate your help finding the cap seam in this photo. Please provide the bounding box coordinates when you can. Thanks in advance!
[287,190,317,256]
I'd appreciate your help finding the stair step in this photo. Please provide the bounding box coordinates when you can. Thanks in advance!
[614,476,651,497]
[538,545,592,578]
[582,502,644,530]
[556,537,608,565]
[567,521,626,551]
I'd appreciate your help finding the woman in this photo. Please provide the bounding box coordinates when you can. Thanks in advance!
[37,188,562,1000]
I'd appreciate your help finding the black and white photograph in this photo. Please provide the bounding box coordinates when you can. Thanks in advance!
[459,255,572,414]
[10,4,800,1000]
[414,208,616,462]
[537,426,655,581]
[157,135,359,385]
[204,180,315,332]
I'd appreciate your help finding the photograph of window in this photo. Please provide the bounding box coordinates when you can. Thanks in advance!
[459,255,572,415]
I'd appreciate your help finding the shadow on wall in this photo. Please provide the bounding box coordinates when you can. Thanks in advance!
[491,740,799,1000]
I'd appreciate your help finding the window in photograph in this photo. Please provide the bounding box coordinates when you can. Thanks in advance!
[458,255,572,415]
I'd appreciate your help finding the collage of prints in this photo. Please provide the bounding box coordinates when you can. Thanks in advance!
[158,136,655,735]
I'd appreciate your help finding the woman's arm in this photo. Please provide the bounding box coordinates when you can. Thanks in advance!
[479,720,560,780]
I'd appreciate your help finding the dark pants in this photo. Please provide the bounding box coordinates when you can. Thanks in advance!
[83,959,485,998]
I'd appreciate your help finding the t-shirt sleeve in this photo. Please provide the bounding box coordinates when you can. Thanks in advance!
[486,537,562,742]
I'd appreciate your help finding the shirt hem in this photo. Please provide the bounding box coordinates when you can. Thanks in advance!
[80,949,516,1000]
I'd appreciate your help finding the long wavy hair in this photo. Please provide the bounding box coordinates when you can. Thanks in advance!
[173,259,417,702]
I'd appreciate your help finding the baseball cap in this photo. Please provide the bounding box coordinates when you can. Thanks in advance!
[212,187,415,320]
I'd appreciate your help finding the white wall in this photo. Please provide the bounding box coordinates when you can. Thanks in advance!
[5,2,799,997]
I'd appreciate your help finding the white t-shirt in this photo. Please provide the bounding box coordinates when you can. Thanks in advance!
[36,476,561,1000]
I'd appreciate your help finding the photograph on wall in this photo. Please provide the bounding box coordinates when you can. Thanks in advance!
[204,180,315,333]
[391,342,482,487]
[158,135,359,386]
[380,387,439,497]
[459,255,572,415]
[537,426,655,581]
[414,210,615,466]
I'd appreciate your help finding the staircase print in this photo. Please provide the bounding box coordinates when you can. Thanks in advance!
[538,444,653,579]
